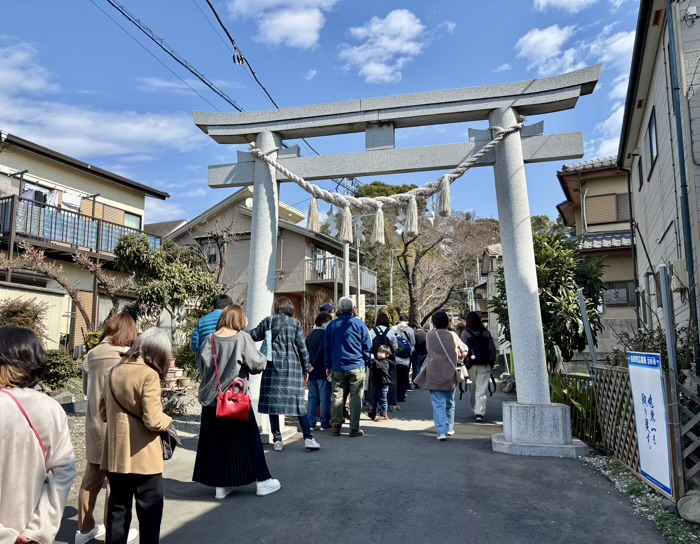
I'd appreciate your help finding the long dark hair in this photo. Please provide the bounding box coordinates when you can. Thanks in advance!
[466,311,486,333]
[375,312,390,328]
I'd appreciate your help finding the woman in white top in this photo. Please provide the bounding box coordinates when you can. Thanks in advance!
[0,327,76,544]
[368,313,399,411]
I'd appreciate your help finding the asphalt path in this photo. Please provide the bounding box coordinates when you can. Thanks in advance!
[57,388,665,544]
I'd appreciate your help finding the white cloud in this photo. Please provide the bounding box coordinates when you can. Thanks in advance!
[227,0,338,49]
[182,187,209,198]
[515,24,579,76]
[609,73,629,100]
[609,0,628,10]
[590,101,625,157]
[145,199,187,222]
[438,21,457,35]
[338,9,426,84]
[0,42,204,159]
[138,76,244,95]
[534,0,598,12]
[304,69,318,81]
[493,63,512,73]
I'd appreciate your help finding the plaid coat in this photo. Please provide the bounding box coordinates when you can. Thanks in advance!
[249,314,309,415]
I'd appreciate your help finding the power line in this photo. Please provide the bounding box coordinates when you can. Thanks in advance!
[88,0,221,112]
[105,0,245,112]
[190,0,234,54]
[202,0,360,195]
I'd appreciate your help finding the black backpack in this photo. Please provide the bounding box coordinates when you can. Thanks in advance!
[466,331,492,368]
[372,327,394,359]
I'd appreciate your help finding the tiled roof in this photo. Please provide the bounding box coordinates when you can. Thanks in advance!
[560,156,617,174]
[573,231,632,250]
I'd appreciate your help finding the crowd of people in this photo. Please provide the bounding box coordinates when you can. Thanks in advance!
[0,293,497,544]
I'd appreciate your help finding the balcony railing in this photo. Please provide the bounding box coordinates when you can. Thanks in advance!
[0,195,161,256]
[305,256,377,293]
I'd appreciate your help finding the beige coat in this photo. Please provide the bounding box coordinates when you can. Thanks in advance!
[99,356,172,475]
[83,339,129,464]
[414,330,465,391]
[0,387,76,544]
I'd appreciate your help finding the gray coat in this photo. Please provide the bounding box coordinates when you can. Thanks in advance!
[196,331,267,408]
[250,314,309,415]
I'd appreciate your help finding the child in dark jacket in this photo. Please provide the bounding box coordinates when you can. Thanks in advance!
[369,345,392,421]
[306,312,333,430]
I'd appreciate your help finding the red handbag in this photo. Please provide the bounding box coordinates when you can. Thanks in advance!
[212,335,251,421]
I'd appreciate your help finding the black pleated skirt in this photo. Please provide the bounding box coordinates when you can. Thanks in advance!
[193,406,262,487]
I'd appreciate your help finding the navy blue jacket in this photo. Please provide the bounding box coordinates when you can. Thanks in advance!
[306,327,327,380]
[324,314,371,372]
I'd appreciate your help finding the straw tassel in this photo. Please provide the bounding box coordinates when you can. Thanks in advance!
[307,197,320,233]
[370,206,385,245]
[437,175,451,217]
[405,196,419,237]
[339,205,354,244]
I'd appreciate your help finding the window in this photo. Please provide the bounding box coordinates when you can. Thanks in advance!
[586,193,631,225]
[637,157,644,191]
[124,212,141,230]
[604,280,635,307]
[208,245,217,264]
[646,108,658,178]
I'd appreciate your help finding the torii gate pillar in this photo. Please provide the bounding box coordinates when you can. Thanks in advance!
[490,107,587,458]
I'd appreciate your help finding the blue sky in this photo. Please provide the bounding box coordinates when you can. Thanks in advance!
[1,0,638,224]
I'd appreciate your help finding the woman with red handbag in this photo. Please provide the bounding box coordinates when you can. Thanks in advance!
[193,304,281,500]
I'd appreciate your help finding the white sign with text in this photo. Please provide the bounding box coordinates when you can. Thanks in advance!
[627,351,673,498]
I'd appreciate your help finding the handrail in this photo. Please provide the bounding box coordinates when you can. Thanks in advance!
[305,256,377,292]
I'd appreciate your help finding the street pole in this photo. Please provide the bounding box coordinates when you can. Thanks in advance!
[356,230,361,310]
[389,249,394,305]
[343,242,350,298]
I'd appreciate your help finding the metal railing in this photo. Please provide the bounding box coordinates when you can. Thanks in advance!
[0,195,161,255]
[305,256,377,293]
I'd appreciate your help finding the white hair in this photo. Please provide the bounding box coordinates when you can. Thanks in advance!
[125,327,172,376]
[337,296,354,315]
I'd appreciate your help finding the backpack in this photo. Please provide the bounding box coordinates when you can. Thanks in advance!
[465,331,492,368]
[395,329,413,359]
[372,327,394,359]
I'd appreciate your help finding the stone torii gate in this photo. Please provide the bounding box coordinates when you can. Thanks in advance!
[194,65,600,457]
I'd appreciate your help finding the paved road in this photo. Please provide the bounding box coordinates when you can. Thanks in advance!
[57,388,664,544]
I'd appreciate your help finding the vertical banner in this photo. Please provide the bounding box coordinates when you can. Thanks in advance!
[627,351,673,498]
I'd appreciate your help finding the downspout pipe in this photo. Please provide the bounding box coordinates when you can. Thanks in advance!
[622,167,642,330]
[667,0,699,364]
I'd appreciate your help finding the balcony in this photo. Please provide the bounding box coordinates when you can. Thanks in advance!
[305,256,377,294]
[0,195,161,259]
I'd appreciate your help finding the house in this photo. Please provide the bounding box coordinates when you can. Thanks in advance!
[162,186,378,329]
[480,243,503,343]
[556,156,637,356]
[618,1,700,333]
[0,131,168,350]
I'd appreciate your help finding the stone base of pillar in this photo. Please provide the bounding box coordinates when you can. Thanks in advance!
[491,402,588,458]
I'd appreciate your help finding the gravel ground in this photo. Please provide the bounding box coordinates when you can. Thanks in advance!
[583,455,700,544]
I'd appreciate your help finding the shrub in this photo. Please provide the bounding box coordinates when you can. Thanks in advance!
[0,297,49,338]
[174,342,198,379]
[42,349,81,392]
[84,331,102,351]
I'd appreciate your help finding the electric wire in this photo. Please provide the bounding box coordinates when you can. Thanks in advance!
[88,0,222,112]
[105,0,245,112]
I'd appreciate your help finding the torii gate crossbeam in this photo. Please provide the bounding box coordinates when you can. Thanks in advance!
[193,65,601,457]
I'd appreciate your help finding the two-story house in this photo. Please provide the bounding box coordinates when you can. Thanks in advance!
[618,0,700,334]
[556,156,637,356]
[163,186,378,330]
[0,131,167,350]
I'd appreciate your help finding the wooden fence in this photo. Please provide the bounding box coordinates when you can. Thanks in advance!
[679,371,700,490]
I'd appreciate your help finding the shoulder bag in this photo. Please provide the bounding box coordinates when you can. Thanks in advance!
[0,389,47,462]
[435,331,467,384]
[260,316,288,362]
[108,370,181,461]
[211,334,251,421]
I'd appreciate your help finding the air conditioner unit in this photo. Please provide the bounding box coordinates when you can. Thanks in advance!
[672,260,688,292]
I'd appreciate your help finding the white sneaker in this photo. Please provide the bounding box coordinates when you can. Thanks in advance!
[256,478,281,496]
[447,430,455,436]
[127,529,138,543]
[75,524,106,544]
[437,433,447,441]
[215,486,235,500]
[273,440,283,451]
[304,438,321,450]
